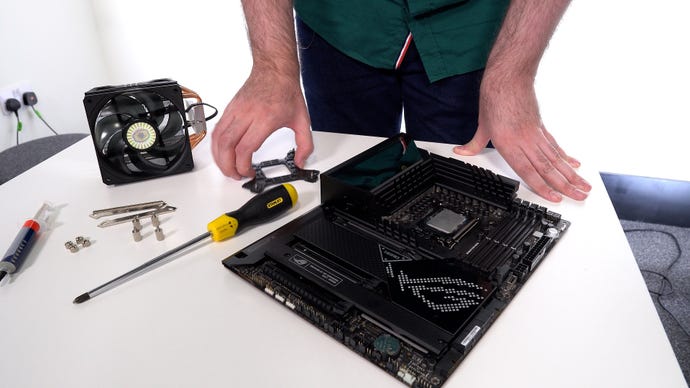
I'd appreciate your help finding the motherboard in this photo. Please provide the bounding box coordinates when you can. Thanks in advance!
[223,135,569,387]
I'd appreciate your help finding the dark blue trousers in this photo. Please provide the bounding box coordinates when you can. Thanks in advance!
[296,17,483,145]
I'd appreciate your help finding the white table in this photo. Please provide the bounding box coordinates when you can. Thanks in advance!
[0,131,685,388]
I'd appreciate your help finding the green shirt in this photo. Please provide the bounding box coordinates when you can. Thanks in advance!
[294,0,509,83]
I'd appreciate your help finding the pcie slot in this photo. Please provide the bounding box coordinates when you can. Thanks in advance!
[290,240,368,283]
[261,261,351,317]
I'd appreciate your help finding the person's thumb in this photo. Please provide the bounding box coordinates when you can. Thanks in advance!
[453,126,490,156]
[292,119,314,168]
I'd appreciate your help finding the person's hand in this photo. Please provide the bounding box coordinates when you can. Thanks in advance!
[211,70,313,179]
[453,77,591,202]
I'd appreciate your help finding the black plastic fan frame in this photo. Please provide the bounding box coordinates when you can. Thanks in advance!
[83,78,195,185]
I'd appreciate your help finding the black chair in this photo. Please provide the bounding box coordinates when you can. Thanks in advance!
[0,133,89,185]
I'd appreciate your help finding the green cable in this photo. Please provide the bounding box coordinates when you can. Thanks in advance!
[14,111,22,145]
[31,106,58,135]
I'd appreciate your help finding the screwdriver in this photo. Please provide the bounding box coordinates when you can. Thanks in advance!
[0,203,53,284]
[73,184,298,304]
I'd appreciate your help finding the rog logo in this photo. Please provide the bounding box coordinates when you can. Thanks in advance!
[397,271,487,313]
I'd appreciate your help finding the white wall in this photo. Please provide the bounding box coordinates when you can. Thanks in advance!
[538,1,690,182]
[0,0,110,150]
[91,0,690,182]
[90,0,250,126]
[2,1,689,183]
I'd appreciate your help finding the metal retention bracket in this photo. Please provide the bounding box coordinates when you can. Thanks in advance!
[97,206,177,228]
[90,200,166,219]
[242,149,320,193]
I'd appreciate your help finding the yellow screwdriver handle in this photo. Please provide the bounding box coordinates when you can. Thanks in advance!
[207,184,298,242]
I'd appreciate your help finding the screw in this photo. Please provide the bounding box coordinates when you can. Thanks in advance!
[154,227,164,241]
[151,214,160,228]
[132,217,142,231]
[75,236,91,247]
[65,241,79,253]
[132,228,142,242]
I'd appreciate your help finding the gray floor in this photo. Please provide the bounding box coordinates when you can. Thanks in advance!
[621,220,690,383]
[0,133,88,185]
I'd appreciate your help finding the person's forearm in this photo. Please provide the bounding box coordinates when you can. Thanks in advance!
[241,0,299,79]
[484,0,571,84]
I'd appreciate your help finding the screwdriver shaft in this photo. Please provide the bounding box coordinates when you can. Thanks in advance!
[73,232,211,304]
[74,184,299,304]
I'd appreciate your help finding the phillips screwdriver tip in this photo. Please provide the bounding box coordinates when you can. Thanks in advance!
[73,293,91,304]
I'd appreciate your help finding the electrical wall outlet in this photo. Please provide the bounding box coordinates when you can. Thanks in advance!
[0,81,32,116]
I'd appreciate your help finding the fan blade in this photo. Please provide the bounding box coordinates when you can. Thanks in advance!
[108,144,134,174]
[98,94,148,121]
[158,110,185,139]
[126,149,168,172]
[94,113,130,151]
[104,135,128,158]
[130,91,170,127]
[146,140,185,158]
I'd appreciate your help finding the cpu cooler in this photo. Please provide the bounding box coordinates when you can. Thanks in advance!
[83,79,211,185]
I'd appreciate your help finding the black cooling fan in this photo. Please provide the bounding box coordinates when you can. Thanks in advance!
[83,79,194,185]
